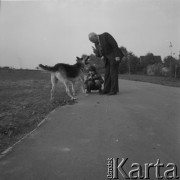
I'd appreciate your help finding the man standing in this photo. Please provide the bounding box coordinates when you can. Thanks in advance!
[88,32,124,95]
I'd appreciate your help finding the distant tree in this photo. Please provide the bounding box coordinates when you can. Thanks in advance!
[119,47,140,74]
[3,66,11,70]
[146,53,155,63]
[147,63,163,76]
[176,66,180,78]
[163,56,178,77]
[141,53,154,68]
[119,58,128,74]
[128,52,141,74]
[120,46,128,56]
[163,56,177,67]
[119,46,129,74]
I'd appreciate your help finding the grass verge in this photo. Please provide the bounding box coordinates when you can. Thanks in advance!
[0,69,76,153]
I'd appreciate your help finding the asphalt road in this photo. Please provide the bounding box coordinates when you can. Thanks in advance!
[0,79,179,180]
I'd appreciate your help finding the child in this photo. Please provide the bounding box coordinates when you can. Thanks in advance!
[84,66,104,93]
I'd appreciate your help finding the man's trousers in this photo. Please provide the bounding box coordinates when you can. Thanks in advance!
[103,59,119,93]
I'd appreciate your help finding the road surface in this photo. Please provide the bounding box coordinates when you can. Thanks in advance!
[0,79,180,180]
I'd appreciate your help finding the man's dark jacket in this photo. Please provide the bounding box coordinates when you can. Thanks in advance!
[94,32,124,64]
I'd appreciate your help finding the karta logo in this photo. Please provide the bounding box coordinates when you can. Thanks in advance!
[107,158,179,179]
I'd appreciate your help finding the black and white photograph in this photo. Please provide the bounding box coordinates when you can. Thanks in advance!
[0,0,179,179]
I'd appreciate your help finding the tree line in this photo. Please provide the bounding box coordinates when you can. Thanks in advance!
[88,47,180,78]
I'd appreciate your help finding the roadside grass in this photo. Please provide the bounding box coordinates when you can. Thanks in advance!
[0,69,77,153]
[119,74,180,87]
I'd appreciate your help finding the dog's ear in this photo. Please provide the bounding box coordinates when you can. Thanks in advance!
[86,56,90,60]
[85,56,90,64]
[76,56,81,60]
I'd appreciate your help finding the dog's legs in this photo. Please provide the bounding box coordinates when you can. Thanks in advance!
[71,81,76,96]
[63,81,76,100]
[50,74,57,101]
[80,77,85,94]
[56,73,75,100]
[81,83,85,94]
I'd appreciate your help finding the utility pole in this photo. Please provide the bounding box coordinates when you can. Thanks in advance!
[174,53,177,78]
[169,42,173,77]
[127,54,131,75]
[176,51,180,78]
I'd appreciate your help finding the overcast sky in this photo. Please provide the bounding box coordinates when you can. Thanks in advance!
[0,0,179,69]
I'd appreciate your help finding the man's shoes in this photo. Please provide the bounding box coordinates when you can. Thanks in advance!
[99,90,108,95]
[107,92,117,95]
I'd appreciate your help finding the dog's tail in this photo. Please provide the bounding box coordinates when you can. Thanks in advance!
[39,64,56,72]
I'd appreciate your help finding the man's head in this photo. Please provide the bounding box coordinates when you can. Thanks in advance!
[88,32,98,43]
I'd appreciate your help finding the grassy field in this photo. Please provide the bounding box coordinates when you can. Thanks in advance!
[119,74,180,87]
[0,69,77,153]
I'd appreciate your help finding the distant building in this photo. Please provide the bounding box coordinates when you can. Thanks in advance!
[140,56,162,64]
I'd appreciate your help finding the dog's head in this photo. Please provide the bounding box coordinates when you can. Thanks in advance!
[76,56,90,65]
[76,56,90,71]
[76,56,90,69]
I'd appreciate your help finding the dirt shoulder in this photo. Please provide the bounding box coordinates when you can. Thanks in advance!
[119,74,180,87]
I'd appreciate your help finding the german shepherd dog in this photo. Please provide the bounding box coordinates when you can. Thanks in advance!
[39,56,89,100]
